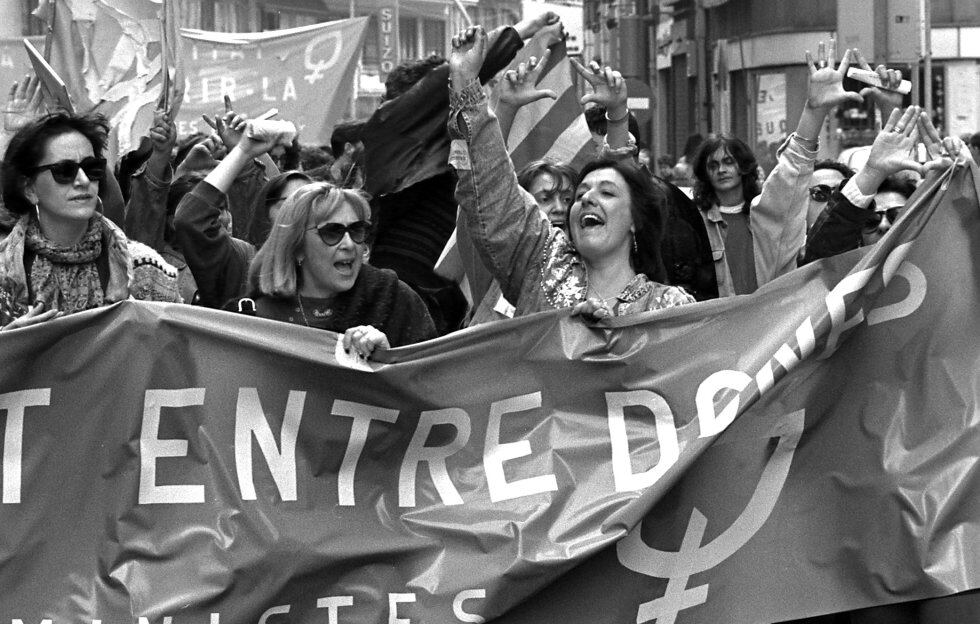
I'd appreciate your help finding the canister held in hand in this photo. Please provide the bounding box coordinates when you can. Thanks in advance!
[245,119,296,146]
[846,68,912,95]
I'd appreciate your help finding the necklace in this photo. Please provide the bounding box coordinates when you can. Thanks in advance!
[297,294,312,327]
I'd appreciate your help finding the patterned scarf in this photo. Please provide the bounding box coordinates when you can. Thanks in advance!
[24,215,105,314]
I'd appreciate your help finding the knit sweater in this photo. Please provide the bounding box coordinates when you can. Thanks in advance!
[252,264,437,348]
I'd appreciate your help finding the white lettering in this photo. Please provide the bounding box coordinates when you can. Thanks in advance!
[262,76,277,102]
[389,593,416,624]
[282,77,297,102]
[819,268,873,359]
[399,408,469,507]
[452,589,487,623]
[139,389,206,504]
[484,393,557,502]
[257,605,289,624]
[219,76,236,100]
[317,596,355,623]
[696,370,752,437]
[332,401,399,506]
[235,389,304,502]
[1,389,50,504]
[607,391,679,491]
[868,261,926,325]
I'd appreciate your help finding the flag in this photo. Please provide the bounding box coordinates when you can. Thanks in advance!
[497,37,594,172]
[36,0,184,157]
[1,163,979,621]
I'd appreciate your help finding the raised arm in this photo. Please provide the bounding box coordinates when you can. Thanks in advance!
[448,26,557,303]
[571,59,631,152]
[752,43,863,284]
[125,109,176,251]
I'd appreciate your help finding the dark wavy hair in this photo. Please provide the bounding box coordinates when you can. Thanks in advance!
[1,111,110,215]
[575,158,668,283]
[383,55,447,101]
[691,134,760,213]
[246,171,313,248]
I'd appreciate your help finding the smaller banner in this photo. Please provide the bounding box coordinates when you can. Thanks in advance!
[177,18,369,144]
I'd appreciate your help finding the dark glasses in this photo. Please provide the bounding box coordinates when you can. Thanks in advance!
[308,221,371,245]
[31,157,107,184]
[864,208,902,229]
[808,184,833,203]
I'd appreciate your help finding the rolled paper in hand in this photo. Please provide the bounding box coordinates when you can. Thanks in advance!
[244,119,297,146]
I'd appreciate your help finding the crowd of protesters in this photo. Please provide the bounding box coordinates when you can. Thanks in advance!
[0,13,976,620]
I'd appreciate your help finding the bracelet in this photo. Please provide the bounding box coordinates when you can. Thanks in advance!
[605,108,630,124]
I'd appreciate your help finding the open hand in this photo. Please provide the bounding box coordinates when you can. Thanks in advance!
[805,42,863,110]
[4,75,45,133]
[498,50,557,109]
[571,59,628,115]
[852,49,904,119]
[202,95,247,150]
[865,106,926,178]
[1,303,61,331]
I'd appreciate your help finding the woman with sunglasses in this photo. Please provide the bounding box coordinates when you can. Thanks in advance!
[800,106,950,265]
[246,182,436,355]
[0,111,180,330]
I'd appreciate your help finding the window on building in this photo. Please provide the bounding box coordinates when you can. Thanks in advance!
[399,16,418,60]
[422,19,445,57]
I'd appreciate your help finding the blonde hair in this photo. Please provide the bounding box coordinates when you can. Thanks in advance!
[248,181,372,297]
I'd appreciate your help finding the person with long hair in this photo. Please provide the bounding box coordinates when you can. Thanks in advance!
[446,27,693,319]
[690,43,867,297]
[0,111,180,329]
[247,182,436,354]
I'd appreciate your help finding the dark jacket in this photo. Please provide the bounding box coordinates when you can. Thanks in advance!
[252,264,437,348]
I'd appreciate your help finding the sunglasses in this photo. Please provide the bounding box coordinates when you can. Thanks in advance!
[808,184,833,203]
[31,157,107,184]
[864,207,902,229]
[308,221,371,246]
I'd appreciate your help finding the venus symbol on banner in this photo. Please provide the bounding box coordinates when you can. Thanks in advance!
[616,410,805,624]
[304,32,343,84]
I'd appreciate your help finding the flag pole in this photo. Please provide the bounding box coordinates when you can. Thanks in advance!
[42,0,58,60]
[452,0,473,28]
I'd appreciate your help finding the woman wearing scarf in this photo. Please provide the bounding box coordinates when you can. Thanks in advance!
[0,112,180,330]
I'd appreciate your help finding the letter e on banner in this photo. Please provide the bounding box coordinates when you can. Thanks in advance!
[484,393,558,502]
[139,389,206,504]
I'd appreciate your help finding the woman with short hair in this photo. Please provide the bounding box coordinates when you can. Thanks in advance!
[0,111,180,330]
[247,182,436,354]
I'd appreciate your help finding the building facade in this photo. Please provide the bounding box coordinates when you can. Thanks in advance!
[582,0,980,171]
[9,0,523,122]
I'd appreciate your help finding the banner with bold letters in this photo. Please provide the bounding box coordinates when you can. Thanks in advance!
[1,165,979,622]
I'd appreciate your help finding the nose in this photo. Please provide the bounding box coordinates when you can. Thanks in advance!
[546,196,565,218]
[337,231,356,248]
[74,168,91,186]
[877,216,892,233]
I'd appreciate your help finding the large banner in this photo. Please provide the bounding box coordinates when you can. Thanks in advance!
[1,164,979,622]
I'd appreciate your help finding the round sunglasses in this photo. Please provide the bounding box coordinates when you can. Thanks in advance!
[864,207,902,230]
[307,221,371,246]
[30,157,107,184]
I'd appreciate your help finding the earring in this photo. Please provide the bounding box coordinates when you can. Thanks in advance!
[296,256,304,267]
[632,234,638,254]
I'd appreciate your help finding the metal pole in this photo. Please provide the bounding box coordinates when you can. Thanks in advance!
[922,0,932,115]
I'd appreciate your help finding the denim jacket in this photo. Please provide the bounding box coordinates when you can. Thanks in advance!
[699,133,817,297]
[448,80,694,316]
